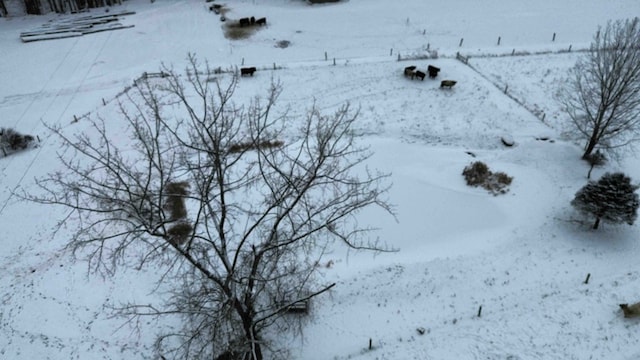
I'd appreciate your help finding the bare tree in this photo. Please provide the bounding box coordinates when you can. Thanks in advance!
[561,17,640,160]
[24,55,394,360]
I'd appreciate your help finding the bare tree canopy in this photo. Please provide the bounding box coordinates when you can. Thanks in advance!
[562,17,640,160]
[24,55,394,360]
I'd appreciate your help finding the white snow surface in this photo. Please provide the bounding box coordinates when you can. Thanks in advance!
[2,0,640,359]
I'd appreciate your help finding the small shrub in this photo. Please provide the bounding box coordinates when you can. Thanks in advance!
[0,127,36,155]
[462,161,490,186]
[462,161,513,195]
[493,172,513,186]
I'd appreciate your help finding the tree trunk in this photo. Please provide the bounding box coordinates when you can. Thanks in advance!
[240,314,263,360]
[0,0,7,17]
[593,217,600,230]
[582,135,598,160]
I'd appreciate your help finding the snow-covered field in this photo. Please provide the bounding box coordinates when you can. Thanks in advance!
[2,0,640,359]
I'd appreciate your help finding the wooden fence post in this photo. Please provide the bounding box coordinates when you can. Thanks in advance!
[459,38,464,47]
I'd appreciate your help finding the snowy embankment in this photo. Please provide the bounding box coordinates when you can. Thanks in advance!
[1,0,640,359]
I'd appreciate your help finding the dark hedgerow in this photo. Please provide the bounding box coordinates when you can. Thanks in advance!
[462,161,513,195]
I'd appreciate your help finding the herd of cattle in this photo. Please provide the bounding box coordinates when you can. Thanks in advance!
[240,64,457,88]
[207,3,267,27]
[239,16,267,27]
[404,64,456,89]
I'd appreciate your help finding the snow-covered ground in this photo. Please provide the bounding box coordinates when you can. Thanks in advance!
[2,0,640,359]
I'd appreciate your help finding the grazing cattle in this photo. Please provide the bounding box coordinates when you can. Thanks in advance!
[209,4,222,11]
[620,302,640,318]
[414,70,426,81]
[404,65,417,78]
[240,67,257,76]
[427,65,440,78]
[256,17,267,26]
[239,17,250,27]
[440,80,457,89]
[250,16,256,25]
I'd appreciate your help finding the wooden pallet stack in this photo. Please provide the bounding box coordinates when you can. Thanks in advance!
[20,10,136,43]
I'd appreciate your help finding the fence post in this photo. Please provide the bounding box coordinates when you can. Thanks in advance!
[333,58,336,66]
[504,84,508,94]
[512,48,515,56]
[459,38,464,47]
[102,98,106,106]
[390,48,393,56]
[325,51,328,61]
[397,53,401,61]
[497,36,501,46]
[241,57,245,65]
[552,32,556,42]
[568,44,572,52]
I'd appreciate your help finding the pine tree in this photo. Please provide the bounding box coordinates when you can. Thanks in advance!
[571,172,639,229]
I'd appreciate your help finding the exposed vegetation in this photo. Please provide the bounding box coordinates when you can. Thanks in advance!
[462,161,513,195]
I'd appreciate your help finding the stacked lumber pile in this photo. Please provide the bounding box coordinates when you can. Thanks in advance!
[20,10,135,42]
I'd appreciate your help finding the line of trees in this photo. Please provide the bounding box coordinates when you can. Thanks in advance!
[2,0,124,16]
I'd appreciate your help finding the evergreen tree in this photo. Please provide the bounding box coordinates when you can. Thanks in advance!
[571,172,639,229]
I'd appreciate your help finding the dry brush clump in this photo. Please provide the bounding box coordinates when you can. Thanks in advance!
[0,127,36,155]
[462,161,513,195]
[223,21,259,40]
[229,139,284,153]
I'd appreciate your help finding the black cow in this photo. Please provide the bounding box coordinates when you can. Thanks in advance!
[240,67,257,76]
[404,65,417,77]
[440,80,457,89]
[250,16,256,25]
[256,17,267,26]
[239,17,250,27]
[414,70,426,81]
[427,65,440,78]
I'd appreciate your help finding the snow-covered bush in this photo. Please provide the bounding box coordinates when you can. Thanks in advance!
[571,172,639,229]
